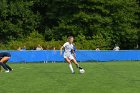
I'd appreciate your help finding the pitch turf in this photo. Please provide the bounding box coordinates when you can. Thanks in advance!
[1,61,140,93]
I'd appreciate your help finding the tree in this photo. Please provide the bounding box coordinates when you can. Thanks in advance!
[0,0,40,43]
[0,0,140,49]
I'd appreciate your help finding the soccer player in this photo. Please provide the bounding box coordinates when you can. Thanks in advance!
[60,36,83,74]
[0,52,12,73]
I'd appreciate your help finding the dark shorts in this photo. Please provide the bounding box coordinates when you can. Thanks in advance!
[0,52,11,59]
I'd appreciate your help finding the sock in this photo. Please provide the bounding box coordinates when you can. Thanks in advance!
[69,63,74,73]
[5,64,12,71]
[76,64,83,69]
[0,62,9,70]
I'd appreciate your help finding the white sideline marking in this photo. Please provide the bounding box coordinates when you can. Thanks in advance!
[19,67,31,69]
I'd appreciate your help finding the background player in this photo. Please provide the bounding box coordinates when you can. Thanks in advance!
[60,36,83,74]
[0,52,13,72]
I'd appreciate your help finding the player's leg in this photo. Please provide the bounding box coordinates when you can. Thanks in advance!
[65,58,75,74]
[4,62,12,71]
[71,58,83,69]
[0,57,12,72]
[0,61,9,71]
[2,57,12,71]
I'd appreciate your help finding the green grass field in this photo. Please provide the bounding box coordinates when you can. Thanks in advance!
[1,61,140,93]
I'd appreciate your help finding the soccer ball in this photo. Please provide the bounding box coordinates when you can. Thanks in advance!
[79,69,85,74]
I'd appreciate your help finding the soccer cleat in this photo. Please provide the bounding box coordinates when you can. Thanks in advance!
[5,70,10,73]
[10,69,13,71]
[76,64,83,69]
[79,67,83,69]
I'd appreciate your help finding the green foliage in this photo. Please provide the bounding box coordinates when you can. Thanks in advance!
[35,0,139,49]
[0,0,40,42]
[75,34,111,50]
[0,0,140,50]
[6,32,45,50]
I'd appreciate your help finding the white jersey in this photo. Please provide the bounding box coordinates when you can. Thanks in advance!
[63,42,74,60]
[63,42,74,53]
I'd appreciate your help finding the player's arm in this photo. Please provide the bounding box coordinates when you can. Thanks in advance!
[60,46,64,55]
[71,49,74,54]
[71,49,76,58]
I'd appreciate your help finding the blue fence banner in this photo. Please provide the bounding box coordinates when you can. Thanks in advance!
[0,50,140,63]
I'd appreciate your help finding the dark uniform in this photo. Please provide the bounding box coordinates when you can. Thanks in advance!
[0,52,12,72]
[0,52,11,59]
